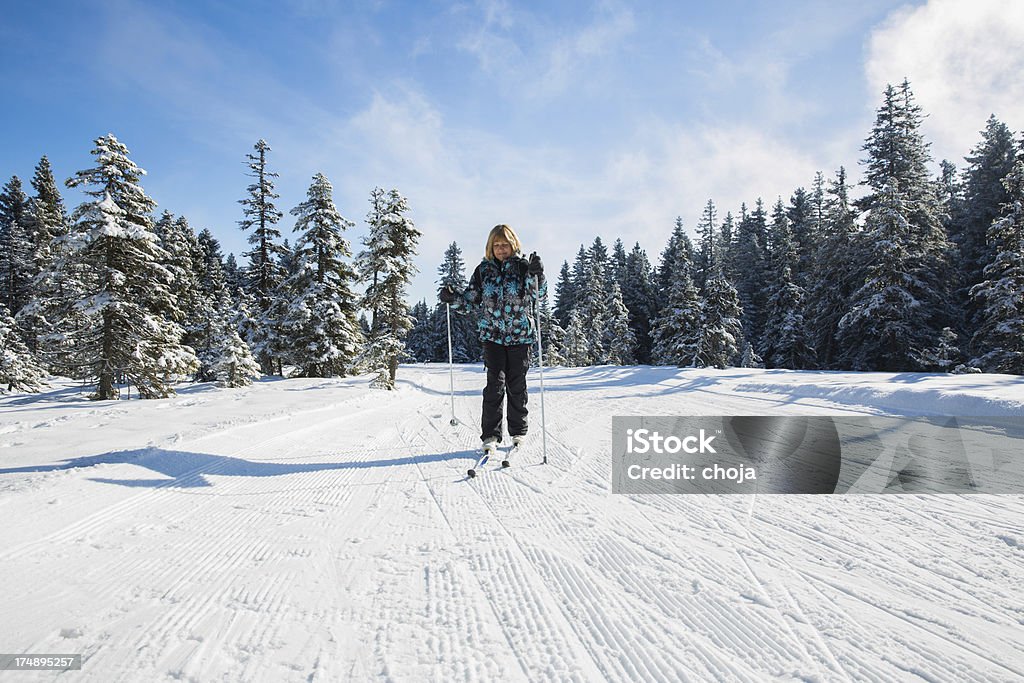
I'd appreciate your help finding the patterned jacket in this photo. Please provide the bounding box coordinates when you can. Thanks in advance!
[452,254,547,346]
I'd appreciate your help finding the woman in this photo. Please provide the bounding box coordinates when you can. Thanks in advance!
[440,224,545,463]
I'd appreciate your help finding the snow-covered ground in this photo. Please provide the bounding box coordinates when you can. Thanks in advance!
[2,365,1023,681]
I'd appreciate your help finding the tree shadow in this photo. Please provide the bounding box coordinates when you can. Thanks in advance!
[0,447,474,488]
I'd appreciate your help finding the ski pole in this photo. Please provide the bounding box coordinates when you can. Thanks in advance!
[445,302,457,426]
[533,275,548,465]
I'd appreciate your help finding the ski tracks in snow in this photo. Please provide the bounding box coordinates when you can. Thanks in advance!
[2,365,1023,681]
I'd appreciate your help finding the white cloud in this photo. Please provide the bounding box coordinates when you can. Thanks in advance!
[331,87,825,305]
[866,0,1024,163]
[457,0,635,100]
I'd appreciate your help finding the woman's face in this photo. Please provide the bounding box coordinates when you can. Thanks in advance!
[493,239,513,262]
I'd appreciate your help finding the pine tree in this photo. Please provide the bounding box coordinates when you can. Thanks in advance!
[732,199,769,348]
[280,173,363,377]
[357,188,420,389]
[574,257,608,364]
[787,186,816,286]
[405,300,435,362]
[718,211,736,282]
[537,293,567,367]
[0,176,34,315]
[154,212,206,357]
[553,260,575,328]
[650,247,702,367]
[919,327,963,372]
[839,184,933,371]
[611,238,627,290]
[695,199,717,292]
[17,157,70,353]
[760,204,814,369]
[806,167,859,368]
[841,81,954,370]
[759,199,815,368]
[436,241,478,362]
[603,281,636,365]
[621,242,658,364]
[957,116,1017,329]
[190,229,231,380]
[570,245,589,309]
[657,217,694,308]
[63,134,198,398]
[210,318,262,388]
[562,308,591,367]
[969,160,1024,374]
[696,270,745,369]
[0,303,46,392]
[238,139,287,373]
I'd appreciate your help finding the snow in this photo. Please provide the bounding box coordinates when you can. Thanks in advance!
[1,365,1023,681]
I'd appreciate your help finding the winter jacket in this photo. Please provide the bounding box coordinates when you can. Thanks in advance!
[452,254,547,346]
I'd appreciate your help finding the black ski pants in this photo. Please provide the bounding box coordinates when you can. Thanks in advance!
[481,341,530,442]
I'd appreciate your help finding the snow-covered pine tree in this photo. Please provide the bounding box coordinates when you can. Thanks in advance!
[603,281,636,365]
[732,199,769,349]
[223,253,244,294]
[760,200,814,369]
[650,239,701,367]
[969,160,1024,374]
[209,314,262,388]
[695,199,717,292]
[17,157,70,353]
[840,81,954,371]
[695,268,745,369]
[838,184,932,371]
[0,176,34,316]
[280,173,363,377]
[956,116,1017,330]
[537,293,567,367]
[154,212,206,360]
[656,217,694,309]
[806,167,859,368]
[569,245,589,308]
[64,134,198,398]
[562,308,591,367]
[237,139,287,374]
[739,340,764,369]
[27,156,69,270]
[918,327,963,372]
[357,188,420,389]
[611,238,627,291]
[787,186,816,287]
[191,229,230,380]
[436,241,478,362]
[574,257,609,364]
[405,301,435,362]
[621,242,658,364]
[553,260,575,328]
[0,303,46,392]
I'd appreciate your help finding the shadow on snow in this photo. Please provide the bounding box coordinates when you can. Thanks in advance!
[0,447,475,489]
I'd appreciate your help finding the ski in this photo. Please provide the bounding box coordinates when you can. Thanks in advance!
[467,440,526,478]
[467,444,497,478]
[501,442,520,469]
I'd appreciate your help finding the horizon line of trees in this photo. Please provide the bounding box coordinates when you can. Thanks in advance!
[406,80,1024,377]
[2,79,1023,399]
[1,137,419,398]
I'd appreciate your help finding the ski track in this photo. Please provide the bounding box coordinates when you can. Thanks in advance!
[2,365,1023,680]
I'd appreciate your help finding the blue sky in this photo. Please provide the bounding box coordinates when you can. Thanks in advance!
[3,0,1023,305]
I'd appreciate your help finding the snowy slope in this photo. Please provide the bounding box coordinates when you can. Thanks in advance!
[1,365,1023,682]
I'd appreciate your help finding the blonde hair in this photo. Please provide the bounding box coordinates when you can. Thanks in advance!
[484,224,522,260]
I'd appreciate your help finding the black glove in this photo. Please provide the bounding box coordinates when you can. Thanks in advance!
[527,251,543,277]
[439,285,458,304]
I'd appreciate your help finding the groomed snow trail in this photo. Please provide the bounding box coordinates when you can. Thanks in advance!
[1,365,1022,681]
